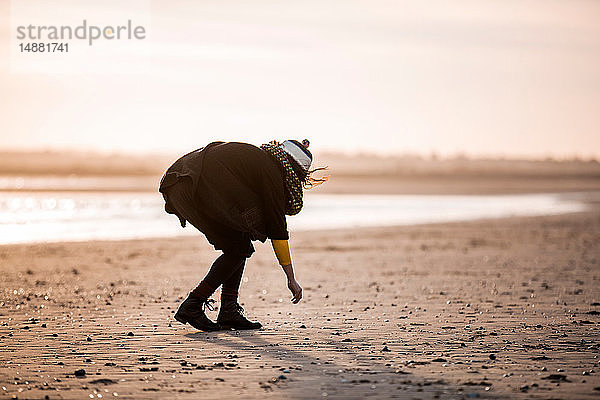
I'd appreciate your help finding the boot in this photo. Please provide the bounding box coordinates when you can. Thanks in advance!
[217,301,262,330]
[174,296,220,332]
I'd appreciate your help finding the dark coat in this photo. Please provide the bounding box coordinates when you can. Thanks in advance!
[159,142,289,250]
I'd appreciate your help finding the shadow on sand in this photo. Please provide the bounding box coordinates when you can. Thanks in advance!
[182,328,485,399]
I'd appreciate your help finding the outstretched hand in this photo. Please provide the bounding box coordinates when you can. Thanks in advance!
[287,278,303,304]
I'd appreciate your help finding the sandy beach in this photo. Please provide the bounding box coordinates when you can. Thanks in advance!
[1,207,599,399]
[3,0,600,397]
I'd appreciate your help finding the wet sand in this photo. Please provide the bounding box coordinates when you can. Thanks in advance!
[1,211,599,399]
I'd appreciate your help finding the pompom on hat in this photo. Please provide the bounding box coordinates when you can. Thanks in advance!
[281,139,312,172]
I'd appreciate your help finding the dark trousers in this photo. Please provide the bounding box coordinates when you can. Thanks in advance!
[202,252,246,295]
[163,178,253,297]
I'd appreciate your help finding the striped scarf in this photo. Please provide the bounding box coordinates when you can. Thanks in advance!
[261,141,304,216]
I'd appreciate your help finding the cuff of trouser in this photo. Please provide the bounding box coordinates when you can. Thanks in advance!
[221,288,239,300]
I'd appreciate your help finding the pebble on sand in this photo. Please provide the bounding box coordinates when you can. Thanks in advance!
[520,385,530,392]
[541,374,570,382]
[89,378,117,385]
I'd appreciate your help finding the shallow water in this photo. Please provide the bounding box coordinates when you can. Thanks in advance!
[0,190,589,245]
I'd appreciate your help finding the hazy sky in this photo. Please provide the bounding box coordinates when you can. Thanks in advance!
[1,0,599,158]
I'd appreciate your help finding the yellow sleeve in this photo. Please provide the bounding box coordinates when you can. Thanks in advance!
[271,239,292,266]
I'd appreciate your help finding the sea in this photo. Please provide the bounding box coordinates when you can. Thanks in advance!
[0,175,590,245]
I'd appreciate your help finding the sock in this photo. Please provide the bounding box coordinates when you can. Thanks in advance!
[190,281,215,300]
[221,287,238,303]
